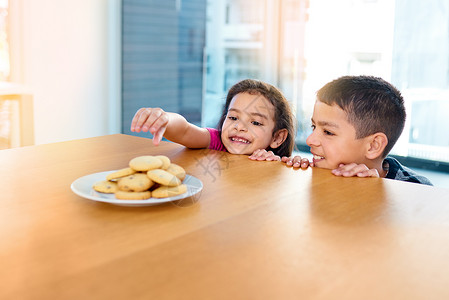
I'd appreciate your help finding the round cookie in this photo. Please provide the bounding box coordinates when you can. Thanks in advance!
[129,156,163,171]
[155,155,171,170]
[166,163,186,181]
[93,180,118,193]
[106,167,136,181]
[152,184,187,198]
[115,190,152,200]
[147,169,181,186]
[117,173,154,192]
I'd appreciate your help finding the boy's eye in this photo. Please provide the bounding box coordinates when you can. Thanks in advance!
[228,116,237,121]
[311,124,316,130]
[324,129,335,136]
[252,121,263,126]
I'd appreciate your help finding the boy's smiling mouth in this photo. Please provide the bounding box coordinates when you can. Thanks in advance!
[312,154,325,163]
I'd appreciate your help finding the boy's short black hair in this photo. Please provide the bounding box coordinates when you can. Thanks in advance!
[317,75,405,158]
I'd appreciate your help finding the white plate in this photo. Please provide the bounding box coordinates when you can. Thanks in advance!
[71,170,203,207]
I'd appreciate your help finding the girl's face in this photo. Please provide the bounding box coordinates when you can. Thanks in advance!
[221,92,278,155]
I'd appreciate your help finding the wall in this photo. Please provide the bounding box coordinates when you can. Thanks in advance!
[8,0,120,145]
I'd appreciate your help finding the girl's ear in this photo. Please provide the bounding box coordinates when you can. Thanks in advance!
[365,132,388,160]
[270,129,288,149]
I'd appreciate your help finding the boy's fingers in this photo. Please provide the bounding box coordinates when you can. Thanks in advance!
[332,163,357,175]
[332,163,379,178]
[356,169,380,178]
[300,158,310,169]
[290,156,303,167]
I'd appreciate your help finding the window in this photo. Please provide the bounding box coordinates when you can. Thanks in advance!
[203,0,449,169]
[123,0,449,171]
[121,0,206,136]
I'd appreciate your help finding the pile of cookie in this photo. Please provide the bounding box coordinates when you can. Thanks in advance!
[93,155,187,200]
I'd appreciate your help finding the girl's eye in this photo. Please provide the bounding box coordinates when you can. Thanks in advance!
[252,121,262,126]
[311,124,316,130]
[228,116,237,121]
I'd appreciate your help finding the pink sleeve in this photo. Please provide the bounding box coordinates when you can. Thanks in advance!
[206,128,227,152]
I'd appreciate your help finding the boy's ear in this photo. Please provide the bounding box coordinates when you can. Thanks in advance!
[365,132,388,159]
[270,129,288,149]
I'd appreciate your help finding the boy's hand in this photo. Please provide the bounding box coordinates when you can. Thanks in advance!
[248,149,280,161]
[130,108,168,145]
[332,163,379,178]
[281,156,311,169]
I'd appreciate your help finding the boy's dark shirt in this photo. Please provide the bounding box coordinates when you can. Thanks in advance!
[383,157,433,186]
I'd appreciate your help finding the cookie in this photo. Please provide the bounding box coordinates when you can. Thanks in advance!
[155,155,171,170]
[152,184,187,198]
[93,180,118,193]
[106,168,136,181]
[129,156,163,171]
[166,163,186,181]
[117,173,154,192]
[147,169,181,186]
[115,190,152,200]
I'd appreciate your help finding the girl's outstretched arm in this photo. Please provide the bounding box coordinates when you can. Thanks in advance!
[131,108,210,148]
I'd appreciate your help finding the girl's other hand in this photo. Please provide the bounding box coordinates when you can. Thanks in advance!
[248,149,281,161]
[281,155,311,169]
[130,108,169,145]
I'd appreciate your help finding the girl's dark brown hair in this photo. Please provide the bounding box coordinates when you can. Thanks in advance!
[217,79,296,157]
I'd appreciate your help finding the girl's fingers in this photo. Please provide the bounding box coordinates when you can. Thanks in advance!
[152,124,167,146]
[248,150,280,161]
[262,151,280,161]
[130,108,150,132]
[281,156,290,163]
[130,108,166,133]
[248,149,263,160]
[146,111,168,134]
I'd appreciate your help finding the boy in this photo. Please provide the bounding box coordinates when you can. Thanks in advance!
[250,75,432,185]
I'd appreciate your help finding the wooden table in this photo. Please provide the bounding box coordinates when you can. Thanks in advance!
[1,134,449,299]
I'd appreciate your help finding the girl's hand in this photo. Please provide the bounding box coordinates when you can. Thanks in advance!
[130,108,169,145]
[281,155,311,169]
[249,149,281,161]
[332,163,379,178]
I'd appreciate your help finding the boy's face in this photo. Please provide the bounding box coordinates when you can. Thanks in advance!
[306,100,370,169]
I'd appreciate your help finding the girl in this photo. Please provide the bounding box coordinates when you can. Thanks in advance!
[130,79,296,158]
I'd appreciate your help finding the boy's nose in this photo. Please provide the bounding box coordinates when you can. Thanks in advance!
[306,130,318,147]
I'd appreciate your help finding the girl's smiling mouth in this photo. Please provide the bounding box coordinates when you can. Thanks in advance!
[229,136,251,144]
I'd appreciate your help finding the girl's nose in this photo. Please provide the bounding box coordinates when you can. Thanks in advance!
[234,120,248,132]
